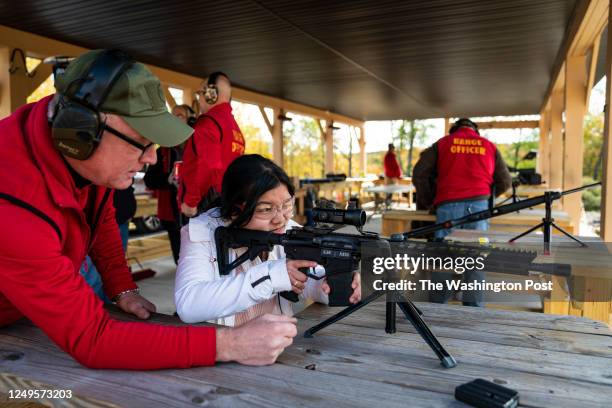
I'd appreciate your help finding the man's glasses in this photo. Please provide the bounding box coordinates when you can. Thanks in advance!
[253,197,295,220]
[102,123,157,160]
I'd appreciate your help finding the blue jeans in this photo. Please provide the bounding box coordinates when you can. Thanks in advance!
[80,257,110,303]
[430,199,489,307]
[79,222,129,304]
[118,222,130,251]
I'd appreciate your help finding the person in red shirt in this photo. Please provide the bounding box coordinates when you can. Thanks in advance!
[413,118,512,306]
[0,49,296,369]
[383,143,402,180]
[180,72,245,218]
[383,143,402,205]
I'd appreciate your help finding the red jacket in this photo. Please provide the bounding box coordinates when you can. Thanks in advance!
[434,127,496,206]
[144,147,180,222]
[0,97,215,369]
[384,151,401,178]
[180,103,245,207]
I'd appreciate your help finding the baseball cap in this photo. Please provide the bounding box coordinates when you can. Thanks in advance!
[55,49,193,147]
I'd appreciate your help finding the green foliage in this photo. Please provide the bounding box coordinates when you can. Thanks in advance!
[233,105,273,160]
[580,113,604,212]
[496,129,539,170]
[583,113,604,180]
[582,176,602,212]
[392,120,431,176]
[283,117,325,178]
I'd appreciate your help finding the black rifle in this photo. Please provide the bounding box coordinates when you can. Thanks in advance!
[215,223,459,368]
[397,182,601,253]
[215,227,569,304]
[215,225,382,306]
[214,221,570,368]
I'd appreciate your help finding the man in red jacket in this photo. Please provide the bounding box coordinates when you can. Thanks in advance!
[180,72,245,218]
[413,118,512,306]
[0,49,296,369]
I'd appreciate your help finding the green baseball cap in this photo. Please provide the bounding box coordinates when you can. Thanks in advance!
[55,49,193,147]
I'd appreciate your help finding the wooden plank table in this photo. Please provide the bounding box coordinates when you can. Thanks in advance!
[382,208,574,237]
[447,229,612,325]
[364,184,415,209]
[133,195,157,219]
[1,304,611,407]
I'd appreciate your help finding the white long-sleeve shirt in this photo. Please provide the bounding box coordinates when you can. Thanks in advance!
[174,208,328,326]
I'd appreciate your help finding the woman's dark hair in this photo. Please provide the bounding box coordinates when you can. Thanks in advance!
[218,154,295,227]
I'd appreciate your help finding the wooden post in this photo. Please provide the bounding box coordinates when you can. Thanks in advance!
[443,117,450,135]
[601,4,612,240]
[549,90,564,190]
[325,121,334,174]
[272,108,284,167]
[359,125,366,177]
[162,85,177,109]
[563,55,587,227]
[182,87,193,107]
[538,108,551,184]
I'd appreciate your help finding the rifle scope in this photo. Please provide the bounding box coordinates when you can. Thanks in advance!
[312,208,366,227]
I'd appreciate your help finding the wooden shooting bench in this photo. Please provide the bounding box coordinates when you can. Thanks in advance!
[314,177,376,207]
[133,195,157,219]
[0,303,610,407]
[447,229,612,326]
[381,208,574,237]
[364,183,415,210]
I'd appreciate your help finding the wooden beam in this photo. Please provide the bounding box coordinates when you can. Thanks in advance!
[271,108,284,167]
[182,87,193,107]
[549,90,564,190]
[0,25,364,128]
[600,3,612,240]
[233,87,363,128]
[359,125,367,177]
[325,121,334,174]
[585,35,601,106]
[540,0,608,112]
[443,118,450,135]
[315,119,325,138]
[258,106,273,134]
[476,120,539,130]
[25,63,52,96]
[537,109,551,184]
[162,85,176,108]
[563,55,588,228]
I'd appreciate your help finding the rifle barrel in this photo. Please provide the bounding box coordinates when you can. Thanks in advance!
[403,182,600,239]
[561,181,601,196]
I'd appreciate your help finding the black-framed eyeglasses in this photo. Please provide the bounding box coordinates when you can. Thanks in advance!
[102,123,157,159]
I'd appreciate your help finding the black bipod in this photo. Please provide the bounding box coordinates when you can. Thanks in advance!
[303,291,457,368]
[509,191,587,254]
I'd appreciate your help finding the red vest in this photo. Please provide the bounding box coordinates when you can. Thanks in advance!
[180,103,245,207]
[434,128,496,206]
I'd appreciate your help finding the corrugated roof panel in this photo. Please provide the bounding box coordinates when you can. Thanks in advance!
[0,0,578,120]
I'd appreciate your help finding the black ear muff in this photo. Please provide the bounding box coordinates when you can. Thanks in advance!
[203,71,227,105]
[204,73,219,105]
[52,96,102,160]
[51,49,133,160]
[204,84,218,105]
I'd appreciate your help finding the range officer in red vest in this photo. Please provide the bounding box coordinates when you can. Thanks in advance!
[413,118,512,306]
